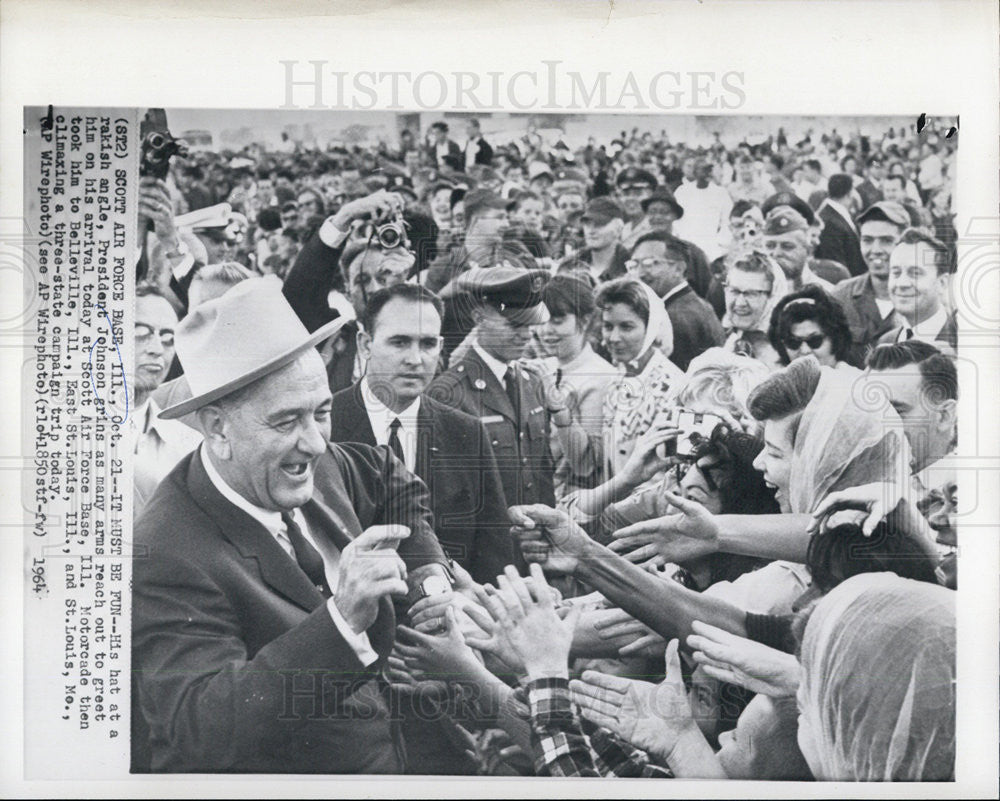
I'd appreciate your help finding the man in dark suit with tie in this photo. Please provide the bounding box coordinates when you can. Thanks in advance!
[329,282,512,584]
[131,277,452,773]
[429,263,557,512]
[815,173,867,277]
[463,118,494,169]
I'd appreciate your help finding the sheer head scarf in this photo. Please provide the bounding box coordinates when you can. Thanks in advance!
[789,362,913,515]
[637,278,673,362]
[797,573,956,781]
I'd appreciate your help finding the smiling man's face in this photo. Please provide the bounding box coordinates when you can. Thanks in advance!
[134,294,178,397]
[213,351,332,511]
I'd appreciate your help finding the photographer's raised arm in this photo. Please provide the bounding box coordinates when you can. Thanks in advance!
[511,505,747,644]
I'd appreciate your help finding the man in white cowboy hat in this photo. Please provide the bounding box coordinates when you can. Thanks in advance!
[131,276,451,774]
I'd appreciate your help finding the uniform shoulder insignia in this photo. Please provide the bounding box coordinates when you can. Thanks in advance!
[456,364,465,372]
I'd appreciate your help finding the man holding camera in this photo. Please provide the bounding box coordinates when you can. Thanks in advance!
[283,189,414,394]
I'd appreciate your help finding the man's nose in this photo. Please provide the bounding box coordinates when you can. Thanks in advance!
[299,415,329,456]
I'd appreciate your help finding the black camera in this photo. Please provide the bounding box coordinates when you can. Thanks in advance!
[139,109,187,180]
[361,208,408,250]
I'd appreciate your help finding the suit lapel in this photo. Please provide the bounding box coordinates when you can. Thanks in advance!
[415,402,439,481]
[186,453,324,612]
[331,383,377,446]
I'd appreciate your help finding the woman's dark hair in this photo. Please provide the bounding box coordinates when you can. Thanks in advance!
[689,425,779,585]
[767,284,854,366]
[296,187,326,218]
[595,276,650,328]
[542,273,597,321]
[806,518,940,595]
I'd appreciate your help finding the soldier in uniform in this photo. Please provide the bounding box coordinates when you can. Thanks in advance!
[429,263,557,516]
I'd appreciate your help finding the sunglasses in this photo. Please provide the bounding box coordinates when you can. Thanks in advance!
[783,332,828,350]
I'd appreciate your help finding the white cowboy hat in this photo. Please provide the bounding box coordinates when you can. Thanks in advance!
[158,275,348,420]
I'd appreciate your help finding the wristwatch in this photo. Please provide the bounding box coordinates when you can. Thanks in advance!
[405,573,452,607]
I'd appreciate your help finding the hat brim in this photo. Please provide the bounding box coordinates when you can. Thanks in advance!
[157,315,351,421]
[500,303,550,326]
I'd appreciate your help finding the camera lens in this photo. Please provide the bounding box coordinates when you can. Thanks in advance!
[378,226,400,248]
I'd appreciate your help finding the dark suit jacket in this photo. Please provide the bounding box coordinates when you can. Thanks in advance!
[663,284,726,371]
[330,384,513,583]
[428,348,555,511]
[132,442,446,773]
[426,139,462,168]
[831,273,899,362]
[465,137,494,166]
[283,232,358,394]
[816,204,866,277]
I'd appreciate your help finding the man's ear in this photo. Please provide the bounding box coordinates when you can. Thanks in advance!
[196,404,232,461]
[936,397,957,432]
[356,325,373,363]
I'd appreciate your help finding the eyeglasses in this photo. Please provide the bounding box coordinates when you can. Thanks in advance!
[625,257,667,272]
[136,323,175,348]
[672,458,720,493]
[723,284,770,301]
[783,332,827,350]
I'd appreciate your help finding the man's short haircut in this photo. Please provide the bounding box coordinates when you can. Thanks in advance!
[769,154,785,170]
[281,200,299,213]
[467,118,480,130]
[512,190,541,210]
[257,207,282,232]
[542,273,596,321]
[631,229,688,261]
[746,356,822,445]
[595,277,651,328]
[360,282,444,335]
[866,340,957,402]
[827,174,854,200]
[804,159,822,173]
[430,121,449,133]
[896,227,954,275]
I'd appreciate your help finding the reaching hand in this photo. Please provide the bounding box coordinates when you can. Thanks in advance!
[138,177,179,250]
[619,425,681,487]
[332,188,405,230]
[570,639,696,760]
[808,481,906,536]
[477,565,582,681]
[509,504,590,575]
[395,607,486,682]
[686,620,800,698]
[609,491,720,564]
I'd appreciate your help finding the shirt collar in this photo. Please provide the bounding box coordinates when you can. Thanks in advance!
[826,198,856,228]
[199,444,283,537]
[473,340,509,383]
[909,305,950,339]
[359,376,421,427]
[661,281,689,303]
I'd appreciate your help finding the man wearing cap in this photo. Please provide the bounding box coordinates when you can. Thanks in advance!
[283,188,413,395]
[761,207,840,292]
[570,196,630,284]
[424,188,512,295]
[132,277,452,774]
[832,201,912,356]
[463,118,494,170]
[429,264,556,514]
[815,174,866,277]
[615,166,658,251]
[628,230,725,371]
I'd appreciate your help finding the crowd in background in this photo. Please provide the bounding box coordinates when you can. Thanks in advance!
[130,114,958,780]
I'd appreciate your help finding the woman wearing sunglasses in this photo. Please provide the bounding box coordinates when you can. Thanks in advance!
[766,285,859,370]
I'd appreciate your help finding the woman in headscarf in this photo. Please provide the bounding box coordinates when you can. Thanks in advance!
[596,276,683,478]
[796,572,955,781]
[720,251,788,371]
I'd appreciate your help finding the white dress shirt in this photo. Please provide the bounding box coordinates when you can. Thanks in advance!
[199,446,379,666]
[897,305,949,344]
[132,398,203,516]
[359,377,421,472]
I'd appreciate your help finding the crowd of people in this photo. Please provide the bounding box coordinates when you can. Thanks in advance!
[129,114,958,780]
